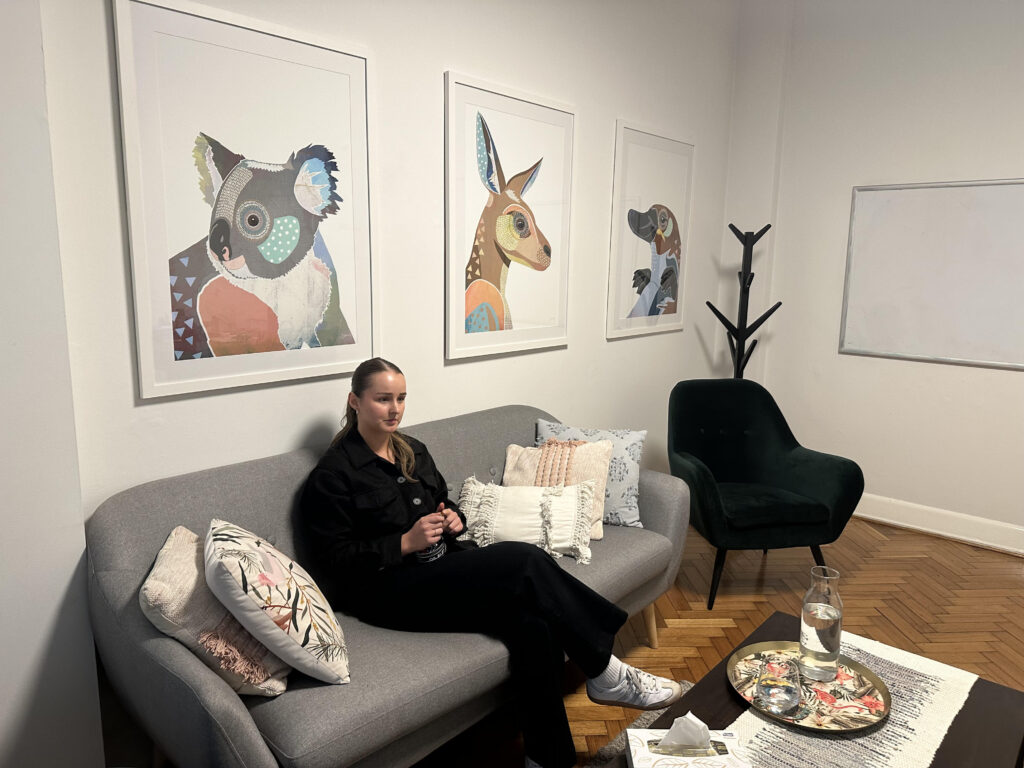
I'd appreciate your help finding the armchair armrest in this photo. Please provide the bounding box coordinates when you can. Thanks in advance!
[667,450,730,544]
[768,446,865,538]
[88,564,279,768]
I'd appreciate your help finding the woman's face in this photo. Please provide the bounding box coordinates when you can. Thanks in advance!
[350,370,407,439]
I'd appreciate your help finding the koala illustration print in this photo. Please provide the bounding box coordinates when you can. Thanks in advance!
[169,133,355,360]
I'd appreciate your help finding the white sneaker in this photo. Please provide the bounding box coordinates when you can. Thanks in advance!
[525,757,545,768]
[586,665,684,710]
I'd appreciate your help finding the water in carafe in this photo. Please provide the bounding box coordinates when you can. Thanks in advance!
[798,566,843,682]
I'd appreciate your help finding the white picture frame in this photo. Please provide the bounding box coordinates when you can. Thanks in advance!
[113,0,374,397]
[444,72,574,360]
[605,121,694,339]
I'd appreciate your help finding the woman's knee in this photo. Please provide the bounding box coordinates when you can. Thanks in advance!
[488,540,555,566]
[490,542,561,581]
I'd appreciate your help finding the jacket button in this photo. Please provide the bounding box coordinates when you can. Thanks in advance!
[397,476,406,484]
[412,497,422,506]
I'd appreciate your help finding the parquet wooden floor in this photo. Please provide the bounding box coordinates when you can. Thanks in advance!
[415,516,1024,767]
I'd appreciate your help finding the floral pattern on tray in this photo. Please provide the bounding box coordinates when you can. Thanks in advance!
[728,643,890,731]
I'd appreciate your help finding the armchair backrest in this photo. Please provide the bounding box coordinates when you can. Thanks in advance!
[668,378,798,482]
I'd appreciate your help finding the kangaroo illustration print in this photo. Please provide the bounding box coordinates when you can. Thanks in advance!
[169,133,355,360]
[464,113,551,333]
[627,204,680,318]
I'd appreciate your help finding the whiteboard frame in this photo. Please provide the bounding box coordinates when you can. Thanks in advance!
[839,178,1024,373]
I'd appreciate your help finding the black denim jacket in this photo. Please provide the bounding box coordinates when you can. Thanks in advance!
[299,429,469,591]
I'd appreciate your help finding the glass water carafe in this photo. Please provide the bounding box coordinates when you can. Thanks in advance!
[798,565,843,682]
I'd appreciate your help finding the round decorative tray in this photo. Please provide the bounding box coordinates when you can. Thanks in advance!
[727,641,891,732]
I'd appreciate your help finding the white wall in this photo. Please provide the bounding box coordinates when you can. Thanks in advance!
[42,0,742,517]
[711,0,794,381]
[740,0,1024,551]
[0,1,104,766]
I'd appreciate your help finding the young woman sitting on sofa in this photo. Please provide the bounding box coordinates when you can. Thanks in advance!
[300,357,683,768]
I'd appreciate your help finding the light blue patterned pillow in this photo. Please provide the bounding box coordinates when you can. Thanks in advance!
[536,419,646,528]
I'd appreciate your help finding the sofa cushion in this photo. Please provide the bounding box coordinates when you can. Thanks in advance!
[205,519,350,685]
[246,617,510,768]
[502,440,613,540]
[718,483,830,530]
[139,526,291,696]
[557,525,672,601]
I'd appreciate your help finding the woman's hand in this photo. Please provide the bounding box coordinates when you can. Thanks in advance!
[401,512,444,555]
[438,503,464,536]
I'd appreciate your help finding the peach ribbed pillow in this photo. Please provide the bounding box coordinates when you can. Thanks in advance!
[502,439,613,540]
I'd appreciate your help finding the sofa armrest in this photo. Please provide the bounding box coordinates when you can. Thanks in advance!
[89,563,278,768]
[637,468,689,540]
[637,469,690,597]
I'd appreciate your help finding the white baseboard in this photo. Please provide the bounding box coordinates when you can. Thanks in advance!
[854,493,1024,557]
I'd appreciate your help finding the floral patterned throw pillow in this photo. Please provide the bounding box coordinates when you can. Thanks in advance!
[204,519,350,684]
[536,419,646,528]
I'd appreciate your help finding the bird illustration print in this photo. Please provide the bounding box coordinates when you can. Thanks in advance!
[627,204,681,318]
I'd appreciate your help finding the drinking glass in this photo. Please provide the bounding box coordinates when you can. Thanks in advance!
[755,654,802,716]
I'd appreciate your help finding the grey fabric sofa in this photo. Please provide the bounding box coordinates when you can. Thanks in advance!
[86,405,690,768]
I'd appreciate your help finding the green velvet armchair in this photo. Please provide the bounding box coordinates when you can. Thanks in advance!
[668,378,864,609]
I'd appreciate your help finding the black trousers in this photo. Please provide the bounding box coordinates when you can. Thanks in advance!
[349,541,628,768]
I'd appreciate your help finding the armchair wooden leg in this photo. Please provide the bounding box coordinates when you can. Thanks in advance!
[708,548,728,610]
[811,545,826,567]
[643,603,658,649]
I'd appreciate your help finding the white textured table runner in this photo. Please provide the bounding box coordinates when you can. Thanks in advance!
[729,632,977,768]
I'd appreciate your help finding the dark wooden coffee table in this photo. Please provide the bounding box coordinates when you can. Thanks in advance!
[634,611,1024,767]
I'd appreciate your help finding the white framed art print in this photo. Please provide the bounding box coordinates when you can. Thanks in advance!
[445,72,574,360]
[605,121,694,339]
[114,0,374,397]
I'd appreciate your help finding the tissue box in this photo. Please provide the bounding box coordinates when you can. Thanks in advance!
[625,729,751,768]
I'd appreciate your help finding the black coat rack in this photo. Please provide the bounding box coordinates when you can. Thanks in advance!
[706,223,782,378]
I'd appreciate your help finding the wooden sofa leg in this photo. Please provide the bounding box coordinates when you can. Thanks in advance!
[643,603,659,649]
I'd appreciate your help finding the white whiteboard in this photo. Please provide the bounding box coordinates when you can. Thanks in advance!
[840,180,1024,371]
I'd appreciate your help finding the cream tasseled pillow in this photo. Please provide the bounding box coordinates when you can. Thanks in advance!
[457,476,595,564]
[139,526,290,696]
[502,439,613,540]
